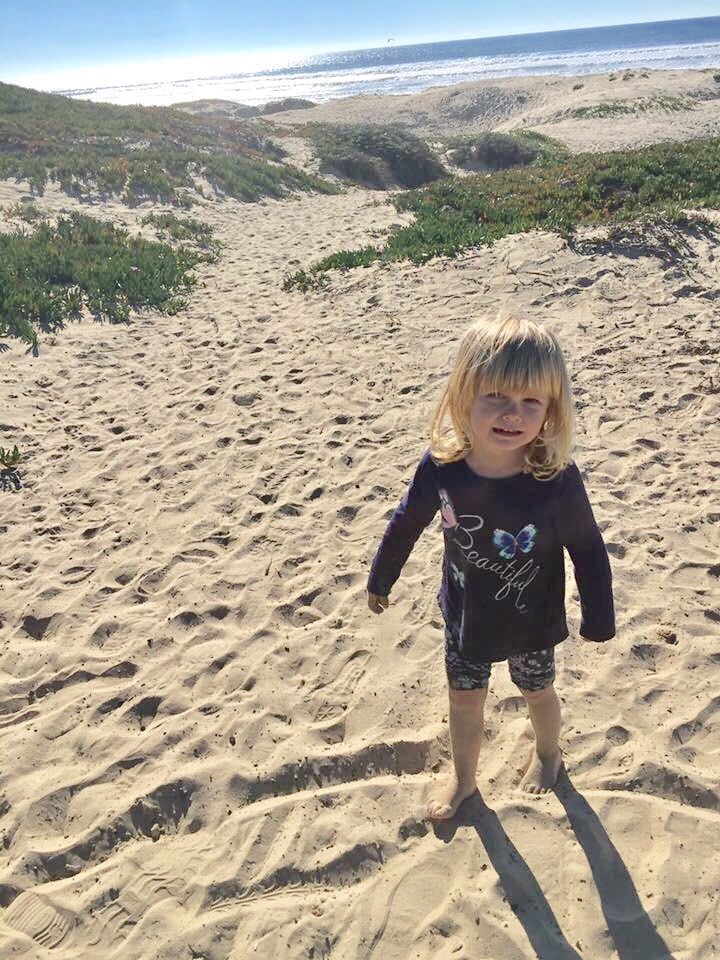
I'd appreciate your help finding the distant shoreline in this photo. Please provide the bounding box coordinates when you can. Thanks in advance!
[36,16,720,108]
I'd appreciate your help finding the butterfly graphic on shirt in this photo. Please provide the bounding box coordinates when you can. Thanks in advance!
[439,488,484,550]
[439,488,458,529]
[493,523,538,560]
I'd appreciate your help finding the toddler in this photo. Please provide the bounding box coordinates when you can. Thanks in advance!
[367,314,615,819]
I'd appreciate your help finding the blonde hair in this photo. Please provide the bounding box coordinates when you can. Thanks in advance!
[429,313,575,480]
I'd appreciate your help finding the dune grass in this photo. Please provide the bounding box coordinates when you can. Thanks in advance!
[283,137,720,289]
[0,82,339,205]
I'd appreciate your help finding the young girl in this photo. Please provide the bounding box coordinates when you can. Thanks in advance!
[367,314,615,819]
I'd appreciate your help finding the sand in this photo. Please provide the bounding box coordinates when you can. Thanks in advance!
[1,70,719,960]
[267,68,720,152]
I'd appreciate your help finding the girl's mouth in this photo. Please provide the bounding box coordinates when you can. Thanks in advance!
[493,427,522,436]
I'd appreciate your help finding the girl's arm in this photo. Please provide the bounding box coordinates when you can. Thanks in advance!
[367,449,439,599]
[558,462,616,642]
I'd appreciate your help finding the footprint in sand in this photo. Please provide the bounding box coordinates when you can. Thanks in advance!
[4,891,72,950]
[308,650,372,724]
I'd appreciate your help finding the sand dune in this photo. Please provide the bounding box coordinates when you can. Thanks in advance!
[269,68,720,152]
[1,72,720,959]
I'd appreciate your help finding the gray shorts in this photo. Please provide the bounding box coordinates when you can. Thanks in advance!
[444,621,555,692]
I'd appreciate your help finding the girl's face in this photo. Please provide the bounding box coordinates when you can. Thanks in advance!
[468,385,551,460]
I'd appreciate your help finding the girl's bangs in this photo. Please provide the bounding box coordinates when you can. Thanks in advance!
[476,341,561,399]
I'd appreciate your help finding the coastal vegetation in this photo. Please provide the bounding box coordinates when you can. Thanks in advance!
[283,137,720,289]
[0,82,338,348]
[141,212,219,258]
[568,96,694,120]
[3,201,45,222]
[0,82,337,205]
[0,212,207,344]
[303,123,446,188]
[0,444,21,492]
[443,131,568,170]
[171,97,316,118]
[0,445,20,469]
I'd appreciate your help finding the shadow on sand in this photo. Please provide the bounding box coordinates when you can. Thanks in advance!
[432,769,674,960]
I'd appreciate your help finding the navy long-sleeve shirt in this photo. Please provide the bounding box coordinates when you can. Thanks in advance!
[367,449,615,662]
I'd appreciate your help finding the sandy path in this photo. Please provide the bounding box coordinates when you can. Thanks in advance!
[1,135,719,958]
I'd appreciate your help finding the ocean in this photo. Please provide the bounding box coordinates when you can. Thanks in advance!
[60,16,720,107]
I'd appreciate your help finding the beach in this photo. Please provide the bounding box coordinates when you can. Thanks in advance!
[1,70,719,959]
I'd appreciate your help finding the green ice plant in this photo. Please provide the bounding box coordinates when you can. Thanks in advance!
[0,212,203,342]
[284,136,720,287]
[0,445,20,469]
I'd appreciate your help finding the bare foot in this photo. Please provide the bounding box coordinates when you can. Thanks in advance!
[426,773,477,820]
[519,748,562,795]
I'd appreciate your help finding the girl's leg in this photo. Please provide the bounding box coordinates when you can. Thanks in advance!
[427,684,488,820]
[517,683,562,794]
[509,649,562,794]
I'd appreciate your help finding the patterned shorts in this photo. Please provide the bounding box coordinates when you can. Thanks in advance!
[444,621,555,692]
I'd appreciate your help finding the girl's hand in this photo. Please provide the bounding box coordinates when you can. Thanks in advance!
[368,592,389,614]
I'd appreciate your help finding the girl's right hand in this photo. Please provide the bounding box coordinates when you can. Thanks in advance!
[367,592,389,614]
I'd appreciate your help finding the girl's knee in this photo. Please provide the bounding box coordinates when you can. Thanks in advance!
[448,685,488,709]
[518,682,556,704]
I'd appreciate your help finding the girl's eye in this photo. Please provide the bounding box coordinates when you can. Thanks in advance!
[524,398,541,405]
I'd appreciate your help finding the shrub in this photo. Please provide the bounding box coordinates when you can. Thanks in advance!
[306,123,445,188]
[261,98,315,115]
[125,161,178,205]
[446,133,537,171]
[445,131,568,170]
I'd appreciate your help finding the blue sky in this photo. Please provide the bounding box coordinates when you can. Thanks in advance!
[2,1,717,88]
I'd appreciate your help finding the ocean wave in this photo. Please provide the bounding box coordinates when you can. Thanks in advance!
[57,39,720,107]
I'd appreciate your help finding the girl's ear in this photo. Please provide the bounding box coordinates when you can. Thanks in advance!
[542,399,556,434]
